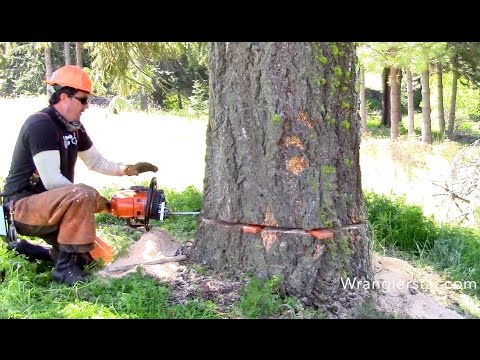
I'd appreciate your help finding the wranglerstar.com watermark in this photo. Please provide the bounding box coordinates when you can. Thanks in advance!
[341,277,477,291]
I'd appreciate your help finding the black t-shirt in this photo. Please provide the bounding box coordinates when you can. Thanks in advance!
[3,105,93,199]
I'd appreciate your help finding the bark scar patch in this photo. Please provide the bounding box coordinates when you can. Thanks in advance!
[283,135,305,150]
[286,156,309,175]
[298,110,313,128]
[264,208,279,227]
[261,231,278,252]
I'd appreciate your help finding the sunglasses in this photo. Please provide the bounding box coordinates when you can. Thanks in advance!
[73,96,89,105]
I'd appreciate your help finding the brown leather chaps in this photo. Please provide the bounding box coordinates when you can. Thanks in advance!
[9,184,105,252]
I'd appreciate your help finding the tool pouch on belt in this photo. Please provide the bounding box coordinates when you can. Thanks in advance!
[0,194,17,245]
[0,201,7,239]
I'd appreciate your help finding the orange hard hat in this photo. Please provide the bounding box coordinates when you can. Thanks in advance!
[45,65,92,94]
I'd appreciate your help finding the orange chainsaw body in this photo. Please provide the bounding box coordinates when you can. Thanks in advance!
[110,189,148,219]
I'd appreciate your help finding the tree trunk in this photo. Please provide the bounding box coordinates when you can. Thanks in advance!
[381,67,391,127]
[44,46,53,81]
[436,62,445,139]
[44,45,53,95]
[152,82,165,108]
[421,69,432,144]
[389,67,400,140]
[191,42,371,305]
[64,42,71,65]
[406,69,415,136]
[139,60,148,111]
[75,42,83,67]
[177,91,183,110]
[360,66,367,134]
[447,66,459,140]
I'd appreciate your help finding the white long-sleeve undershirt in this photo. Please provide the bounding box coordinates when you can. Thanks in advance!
[33,146,126,190]
[33,150,73,189]
[78,145,126,176]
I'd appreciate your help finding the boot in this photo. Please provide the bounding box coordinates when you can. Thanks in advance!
[77,252,94,270]
[49,246,59,263]
[52,251,87,285]
[49,247,94,270]
[9,239,53,263]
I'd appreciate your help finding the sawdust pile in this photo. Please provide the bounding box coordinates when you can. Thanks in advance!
[372,255,464,319]
[98,229,183,280]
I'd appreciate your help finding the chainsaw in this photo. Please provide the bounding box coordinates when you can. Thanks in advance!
[109,177,200,231]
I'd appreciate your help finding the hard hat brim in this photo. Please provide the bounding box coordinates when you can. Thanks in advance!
[44,79,94,95]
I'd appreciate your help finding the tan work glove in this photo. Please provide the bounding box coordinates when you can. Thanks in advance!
[124,162,158,176]
[97,195,111,214]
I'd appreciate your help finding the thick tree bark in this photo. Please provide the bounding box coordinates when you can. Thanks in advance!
[192,42,371,305]
[421,69,432,144]
[406,69,415,136]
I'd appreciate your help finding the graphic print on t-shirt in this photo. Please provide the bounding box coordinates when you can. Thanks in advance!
[63,133,78,149]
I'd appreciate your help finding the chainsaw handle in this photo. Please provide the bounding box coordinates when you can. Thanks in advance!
[144,177,157,231]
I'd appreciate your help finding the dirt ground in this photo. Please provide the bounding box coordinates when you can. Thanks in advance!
[97,229,475,319]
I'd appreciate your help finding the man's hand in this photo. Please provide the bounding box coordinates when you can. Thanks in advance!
[97,196,111,214]
[124,162,158,176]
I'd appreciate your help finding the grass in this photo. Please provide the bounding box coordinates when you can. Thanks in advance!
[365,192,439,254]
[235,275,293,319]
[366,192,480,296]
[233,275,325,319]
[0,255,220,319]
